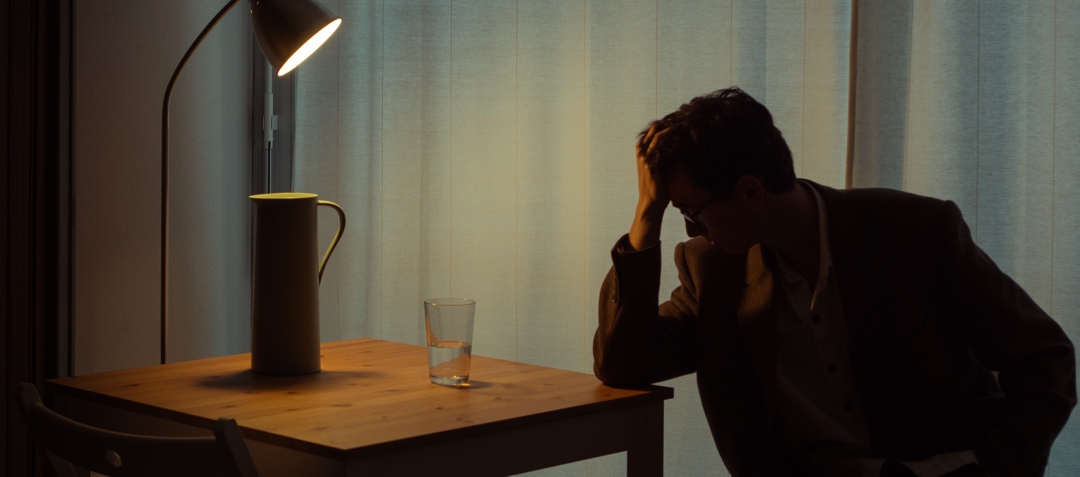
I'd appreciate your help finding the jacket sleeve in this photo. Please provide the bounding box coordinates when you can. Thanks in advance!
[593,234,701,386]
[940,201,1077,477]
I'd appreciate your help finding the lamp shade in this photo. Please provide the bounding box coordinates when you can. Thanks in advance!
[250,0,342,76]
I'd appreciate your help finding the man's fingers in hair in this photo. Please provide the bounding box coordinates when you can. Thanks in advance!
[645,127,671,157]
[638,123,658,153]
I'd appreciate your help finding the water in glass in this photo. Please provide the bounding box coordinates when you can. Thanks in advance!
[428,340,471,386]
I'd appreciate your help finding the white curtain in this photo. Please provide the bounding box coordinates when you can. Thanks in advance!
[851,2,1080,475]
[294,0,1078,475]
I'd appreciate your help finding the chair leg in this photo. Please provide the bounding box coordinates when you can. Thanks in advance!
[44,450,79,477]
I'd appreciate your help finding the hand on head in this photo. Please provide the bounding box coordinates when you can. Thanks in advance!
[628,122,672,251]
[636,122,672,212]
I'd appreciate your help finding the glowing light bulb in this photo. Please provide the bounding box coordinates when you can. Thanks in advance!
[278,18,342,76]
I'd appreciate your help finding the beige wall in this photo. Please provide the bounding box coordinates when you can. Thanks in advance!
[75,1,252,374]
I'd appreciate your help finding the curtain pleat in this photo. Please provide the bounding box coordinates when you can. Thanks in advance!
[295,0,1078,474]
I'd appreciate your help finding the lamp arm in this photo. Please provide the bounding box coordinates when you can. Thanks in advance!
[160,0,242,365]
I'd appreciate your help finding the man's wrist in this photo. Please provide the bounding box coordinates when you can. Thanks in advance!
[627,225,661,251]
[626,235,659,252]
[636,198,668,218]
[628,199,666,251]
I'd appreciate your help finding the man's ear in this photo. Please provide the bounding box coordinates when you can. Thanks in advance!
[733,175,766,203]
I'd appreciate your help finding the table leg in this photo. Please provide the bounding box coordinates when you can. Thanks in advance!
[627,400,664,477]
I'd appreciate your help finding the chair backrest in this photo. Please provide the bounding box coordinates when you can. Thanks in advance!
[13,383,259,477]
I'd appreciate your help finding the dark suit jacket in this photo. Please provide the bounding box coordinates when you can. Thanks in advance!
[594,182,1076,477]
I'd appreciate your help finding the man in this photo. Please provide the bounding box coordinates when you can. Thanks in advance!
[592,88,1076,477]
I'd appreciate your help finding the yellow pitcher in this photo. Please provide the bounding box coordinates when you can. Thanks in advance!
[249,192,345,375]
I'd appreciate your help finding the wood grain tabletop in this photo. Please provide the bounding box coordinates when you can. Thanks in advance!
[48,338,672,460]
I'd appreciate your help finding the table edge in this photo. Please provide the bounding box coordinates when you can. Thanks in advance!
[47,379,673,461]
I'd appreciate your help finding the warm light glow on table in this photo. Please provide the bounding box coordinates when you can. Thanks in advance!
[49,338,671,464]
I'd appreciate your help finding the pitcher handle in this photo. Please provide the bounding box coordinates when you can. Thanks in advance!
[316,200,346,284]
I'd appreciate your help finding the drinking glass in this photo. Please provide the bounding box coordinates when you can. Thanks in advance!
[424,298,475,386]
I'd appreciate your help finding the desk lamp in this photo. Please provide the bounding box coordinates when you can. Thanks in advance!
[160,0,341,364]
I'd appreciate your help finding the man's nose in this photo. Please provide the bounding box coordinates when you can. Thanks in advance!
[684,218,707,238]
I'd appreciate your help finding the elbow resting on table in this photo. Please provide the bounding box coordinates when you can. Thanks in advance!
[593,346,652,388]
[594,362,638,388]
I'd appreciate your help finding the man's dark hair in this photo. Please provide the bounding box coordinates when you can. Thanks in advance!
[641,87,796,198]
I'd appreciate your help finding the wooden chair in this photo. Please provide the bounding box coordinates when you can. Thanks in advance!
[13,382,259,477]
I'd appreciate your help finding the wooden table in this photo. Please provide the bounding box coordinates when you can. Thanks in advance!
[48,338,673,476]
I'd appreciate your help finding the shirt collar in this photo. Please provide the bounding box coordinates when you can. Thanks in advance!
[776,180,832,288]
[810,181,833,288]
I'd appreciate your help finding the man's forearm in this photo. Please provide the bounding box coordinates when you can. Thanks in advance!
[594,235,697,386]
[628,199,666,251]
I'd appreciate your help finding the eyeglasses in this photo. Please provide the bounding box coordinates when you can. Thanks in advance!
[679,196,714,226]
